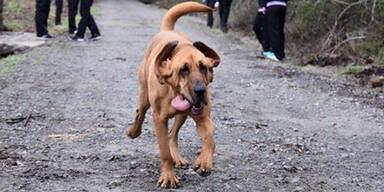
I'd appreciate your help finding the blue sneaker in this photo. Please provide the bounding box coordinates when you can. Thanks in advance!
[263,51,272,57]
[265,52,279,61]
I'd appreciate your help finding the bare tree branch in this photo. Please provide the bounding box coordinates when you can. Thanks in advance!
[370,0,377,23]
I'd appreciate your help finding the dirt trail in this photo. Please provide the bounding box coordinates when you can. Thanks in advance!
[1,0,384,191]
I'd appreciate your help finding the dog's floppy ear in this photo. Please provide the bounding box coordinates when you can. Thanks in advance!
[155,41,178,84]
[193,41,220,68]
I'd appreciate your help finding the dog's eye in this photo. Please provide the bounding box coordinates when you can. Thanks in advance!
[180,65,189,77]
[199,62,207,74]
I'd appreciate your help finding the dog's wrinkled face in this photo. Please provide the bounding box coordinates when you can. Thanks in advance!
[155,41,220,115]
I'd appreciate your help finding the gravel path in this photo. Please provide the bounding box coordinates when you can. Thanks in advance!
[1,0,383,191]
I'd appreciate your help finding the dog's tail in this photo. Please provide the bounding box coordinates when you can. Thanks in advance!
[161,2,213,31]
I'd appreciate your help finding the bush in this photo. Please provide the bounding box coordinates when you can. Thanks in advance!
[227,0,257,33]
[287,0,384,61]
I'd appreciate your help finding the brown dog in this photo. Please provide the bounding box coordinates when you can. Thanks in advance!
[126,2,220,188]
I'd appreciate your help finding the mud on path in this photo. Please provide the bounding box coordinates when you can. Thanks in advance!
[1,0,384,191]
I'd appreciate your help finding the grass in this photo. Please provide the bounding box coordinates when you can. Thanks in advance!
[3,0,100,34]
[341,65,367,75]
[5,1,20,13]
[91,6,99,14]
[3,21,21,31]
[0,55,24,73]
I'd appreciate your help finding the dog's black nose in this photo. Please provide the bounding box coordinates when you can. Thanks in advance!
[194,84,205,95]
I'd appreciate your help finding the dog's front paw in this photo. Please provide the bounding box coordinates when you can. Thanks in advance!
[194,153,213,177]
[157,171,179,188]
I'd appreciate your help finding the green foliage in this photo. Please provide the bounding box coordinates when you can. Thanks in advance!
[342,65,366,75]
[3,20,20,30]
[6,1,20,13]
[0,55,23,73]
[91,6,99,14]
[291,1,336,41]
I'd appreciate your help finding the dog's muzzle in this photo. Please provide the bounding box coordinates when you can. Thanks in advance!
[191,84,206,115]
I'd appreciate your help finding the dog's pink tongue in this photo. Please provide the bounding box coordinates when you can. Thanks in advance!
[171,96,191,111]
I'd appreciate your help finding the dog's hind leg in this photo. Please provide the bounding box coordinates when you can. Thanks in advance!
[169,114,189,167]
[192,116,215,177]
[126,87,150,139]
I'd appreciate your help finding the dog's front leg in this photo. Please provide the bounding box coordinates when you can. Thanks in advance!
[169,114,189,168]
[193,116,215,177]
[152,112,179,188]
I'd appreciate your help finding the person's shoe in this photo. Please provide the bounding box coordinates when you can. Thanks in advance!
[69,35,85,42]
[37,34,54,39]
[263,51,271,57]
[220,25,228,33]
[69,30,78,37]
[90,34,102,41]
[265,52,280,61]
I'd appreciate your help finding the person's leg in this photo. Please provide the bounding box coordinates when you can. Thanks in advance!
[35,0,51,36]
[42,0,51,31]
[88,15,101,37]
[219,0,232,32]
[206,0,214,28]
[68,0,80,34]
[221,0,232,27]
[55,0,63,25]
[268,6,285,60]
[261,12,270,51]
[86,0,101,37]
[254,12,267,51]
[277,7,286,60]
[267,6,285,60]
[218,0,224,22]
[76,0,90,38]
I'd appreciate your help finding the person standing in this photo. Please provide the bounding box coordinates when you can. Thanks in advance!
[253,0,269,54]
[218,0,232,33]
[70,0,101,41]
[265,0,287,61]
[54,0,63,25]
[68,0,80,36]
[35,0,53,39]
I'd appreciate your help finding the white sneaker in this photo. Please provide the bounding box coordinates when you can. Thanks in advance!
[90,35,102,41]
[68,35,85,42]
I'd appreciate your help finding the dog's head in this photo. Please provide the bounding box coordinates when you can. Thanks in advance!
[155,40,220,115]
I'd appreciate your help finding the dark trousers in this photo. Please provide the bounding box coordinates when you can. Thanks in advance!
[35,0,51,36]
[253,12,270,52]
[76,0,100,38]
[218,0,232,28]
[206,0,215,28]
[55,0,63,24]
[267,5,286,60]
[68,0,80,33]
